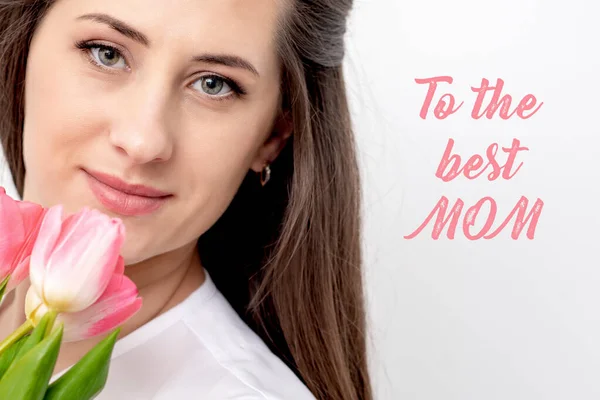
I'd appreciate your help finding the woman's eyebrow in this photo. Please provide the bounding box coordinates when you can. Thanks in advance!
[76,13,150,47]
[75,13,260,78]
[191,54,260,78]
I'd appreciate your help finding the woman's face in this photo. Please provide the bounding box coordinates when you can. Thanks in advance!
[22,0,290,264]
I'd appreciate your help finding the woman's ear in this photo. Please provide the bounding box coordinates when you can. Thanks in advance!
[250,111,293,173]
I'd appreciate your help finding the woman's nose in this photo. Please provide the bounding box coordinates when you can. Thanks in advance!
[109,84,175,165]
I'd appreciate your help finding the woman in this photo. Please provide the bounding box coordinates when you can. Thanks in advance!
[0,0,372,399]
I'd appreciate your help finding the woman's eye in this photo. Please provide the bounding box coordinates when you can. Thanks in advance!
[90,46,127,69]
[191,76,233,97]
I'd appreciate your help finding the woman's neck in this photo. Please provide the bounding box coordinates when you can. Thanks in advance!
[0,242,206,375]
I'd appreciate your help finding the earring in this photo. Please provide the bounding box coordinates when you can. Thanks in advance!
[260,163,271,186]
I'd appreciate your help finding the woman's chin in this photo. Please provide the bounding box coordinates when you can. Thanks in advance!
[120,243,151,267]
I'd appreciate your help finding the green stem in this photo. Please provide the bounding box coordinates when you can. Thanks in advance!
[0,319,33,356]
[0,276,9,305]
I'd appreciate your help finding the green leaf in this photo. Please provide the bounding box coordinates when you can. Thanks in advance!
[44,328,120,400]
[0,324,63,400]
[11,312,53,367]
[0,335,27,380]
[0,276,8,304]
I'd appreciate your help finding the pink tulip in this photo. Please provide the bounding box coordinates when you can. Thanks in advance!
[29,205,126,313]
[25,271,142,342]
[0,187,45,294]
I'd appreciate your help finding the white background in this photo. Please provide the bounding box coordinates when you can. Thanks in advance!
[345,0,600,399]
[2,1,599,399]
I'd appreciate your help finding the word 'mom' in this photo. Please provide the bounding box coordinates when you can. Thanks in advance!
[404,196,544,240]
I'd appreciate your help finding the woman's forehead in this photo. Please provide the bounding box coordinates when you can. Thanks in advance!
[45,0,283,75]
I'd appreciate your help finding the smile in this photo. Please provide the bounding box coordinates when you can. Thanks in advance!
[83,168,172,217]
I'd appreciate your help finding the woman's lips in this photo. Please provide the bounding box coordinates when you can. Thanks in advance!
[83,169,172,217]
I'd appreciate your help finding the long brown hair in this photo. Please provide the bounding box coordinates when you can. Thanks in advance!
[0,1,372,399]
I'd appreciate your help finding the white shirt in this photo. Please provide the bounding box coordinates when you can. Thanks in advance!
[79,270,315,399]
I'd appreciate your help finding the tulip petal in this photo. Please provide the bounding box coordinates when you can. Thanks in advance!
[0,189,25,239]
[0,195,44,295]
[0,191,26,272]
[25,286,47,324]
[112,256,125,289]
[65,298,142,342]
[35,208,124,312]
[43,218,124,312]
[42,228,108,310]
[5,256,30,293]
[50,209,121,273]
[16,201,45,233]
[12,203,45,264]
[29,206,64,297]
[57,275,142,342]
[52,208,90,254]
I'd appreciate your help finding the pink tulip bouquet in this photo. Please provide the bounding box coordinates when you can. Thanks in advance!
[0,188,142,399]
